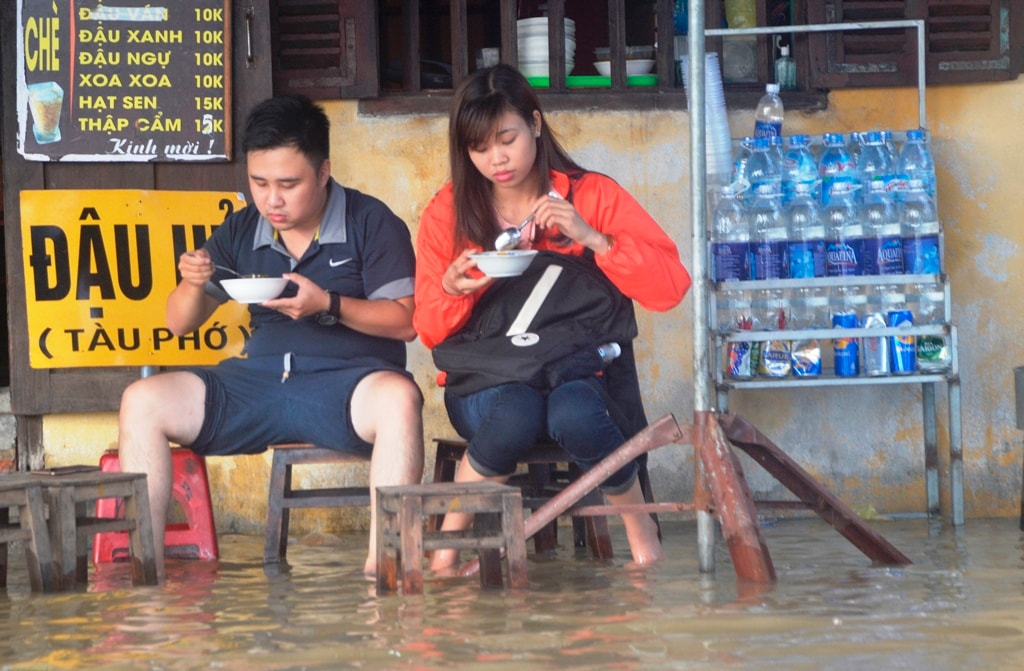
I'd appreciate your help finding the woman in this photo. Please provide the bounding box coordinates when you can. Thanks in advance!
[414,64,691,568]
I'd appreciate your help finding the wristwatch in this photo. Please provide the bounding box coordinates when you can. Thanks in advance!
[316,290,341,326]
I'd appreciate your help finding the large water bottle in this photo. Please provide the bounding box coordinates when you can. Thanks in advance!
[785,182,825,280]
[731,136,755,188]
[861,180,904,276]
[901,179,942,274]
[753,83,784,138]
[749,182,787,280]
[824,181,863,277]
[819,132,859,206]
[782,134,819,204]
[857,131,897,199]
[710,182,752,283]
[744,136,781,200]
[898,129,936,200]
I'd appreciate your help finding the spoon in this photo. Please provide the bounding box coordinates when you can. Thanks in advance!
[494,214,535,252]
[213,264,242,277]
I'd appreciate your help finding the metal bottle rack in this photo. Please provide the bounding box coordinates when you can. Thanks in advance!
[689,16,964,528]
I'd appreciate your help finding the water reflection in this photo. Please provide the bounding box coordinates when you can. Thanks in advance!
[2,518,1024,669]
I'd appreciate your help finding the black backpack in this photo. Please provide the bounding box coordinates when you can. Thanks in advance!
[432,249,639,397]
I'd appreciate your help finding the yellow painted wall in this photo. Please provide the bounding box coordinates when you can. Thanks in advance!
[42,75,1024,535]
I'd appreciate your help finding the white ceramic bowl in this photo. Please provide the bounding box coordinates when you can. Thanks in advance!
[221,277,289,304]
[518,60,575,78]
[469,250,538,278]
[517,17,575,36]
[593,59,655,77]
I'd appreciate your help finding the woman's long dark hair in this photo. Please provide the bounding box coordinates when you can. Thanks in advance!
[448,64,583,253]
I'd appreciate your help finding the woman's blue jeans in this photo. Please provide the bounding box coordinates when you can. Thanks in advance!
[444,376,638,494]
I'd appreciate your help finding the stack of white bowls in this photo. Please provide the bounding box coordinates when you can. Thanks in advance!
[517,17,576,78]
[680,52,733,187]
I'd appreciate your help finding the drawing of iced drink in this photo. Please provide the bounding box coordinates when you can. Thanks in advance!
[27,81,64,144]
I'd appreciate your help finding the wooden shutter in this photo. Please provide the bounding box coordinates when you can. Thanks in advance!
[271,0,379,99]
[807,0,1023,87]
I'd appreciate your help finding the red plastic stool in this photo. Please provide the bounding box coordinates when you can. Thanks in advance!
[93,447,219,564]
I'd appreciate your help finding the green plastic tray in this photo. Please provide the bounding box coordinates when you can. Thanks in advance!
[527,74,658,89]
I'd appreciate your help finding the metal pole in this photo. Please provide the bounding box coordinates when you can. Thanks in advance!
[687,0,717,575]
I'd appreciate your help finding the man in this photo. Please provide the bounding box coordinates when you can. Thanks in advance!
[118,95,423,578]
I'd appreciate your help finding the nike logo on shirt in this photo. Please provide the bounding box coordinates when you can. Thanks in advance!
[329,257,353,267]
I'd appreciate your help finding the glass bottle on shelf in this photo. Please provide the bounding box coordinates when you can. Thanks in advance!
[775,44,796,90]
[915,282,951,372]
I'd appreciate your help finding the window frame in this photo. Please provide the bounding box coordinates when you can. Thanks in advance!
[268,0,1023,114]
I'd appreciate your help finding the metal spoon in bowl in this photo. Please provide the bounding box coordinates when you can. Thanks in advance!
[213,264,242,277]
[494,214,535,252]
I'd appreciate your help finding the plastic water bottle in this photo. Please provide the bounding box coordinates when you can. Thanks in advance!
[769,135,785,172]
[819,133,859,206]
[753,83,784,138]
[898,129,936,200]
[596,342,622,365]
[744,137,781,200]
[710,182,752,282]
[782,134,819,204]
[861,180,904,276]
[901,179,941,274]
[857,131,897,199]
[732,136,755,188]
[785,182,825,280]
[824,181,863,277]
[749,183,787,280]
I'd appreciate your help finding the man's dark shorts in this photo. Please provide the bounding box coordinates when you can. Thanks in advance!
[185,354,413,457]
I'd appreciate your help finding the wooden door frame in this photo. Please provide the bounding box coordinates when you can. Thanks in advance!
[0,0,272,467]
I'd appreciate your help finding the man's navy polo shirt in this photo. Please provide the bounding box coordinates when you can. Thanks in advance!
[202,179,415,368]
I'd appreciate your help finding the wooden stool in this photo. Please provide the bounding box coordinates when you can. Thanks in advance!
[376,482,528,594]
[38,471,159,589]
[0,475,58,592]
[432,438,616,558]
[264,443,370,574]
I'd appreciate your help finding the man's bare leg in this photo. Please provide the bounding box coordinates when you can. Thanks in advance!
[350,371,424,576]
[117,371,207,580]
[606,479,664,565]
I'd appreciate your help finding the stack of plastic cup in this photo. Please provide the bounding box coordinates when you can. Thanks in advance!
[681,53,733,187]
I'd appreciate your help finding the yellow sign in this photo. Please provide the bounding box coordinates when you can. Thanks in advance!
[20,189,250,368]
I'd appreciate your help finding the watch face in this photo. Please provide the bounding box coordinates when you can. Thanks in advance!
[317,313,338,326]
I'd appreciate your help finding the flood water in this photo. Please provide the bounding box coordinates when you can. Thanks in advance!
[3,517,1024,670]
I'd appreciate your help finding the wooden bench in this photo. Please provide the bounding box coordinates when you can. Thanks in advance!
[0,475,58,592]
[376,482,528,594]
[38,470,159,589]
[263,443,370,575]
[432,438,661,558]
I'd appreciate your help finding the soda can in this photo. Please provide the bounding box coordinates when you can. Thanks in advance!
[727,341,755,378]
[832,312,859,376]
[791,339,821,377]
[758,339,792,377]
[888,309,916,374]
[862,312,890,376]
